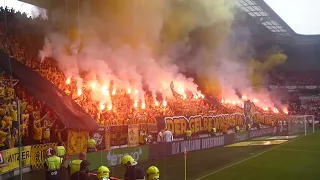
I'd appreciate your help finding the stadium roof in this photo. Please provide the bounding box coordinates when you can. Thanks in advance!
[13,0,320,45]
[237,0,320,45]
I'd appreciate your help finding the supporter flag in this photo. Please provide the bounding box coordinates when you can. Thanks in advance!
[170,81,183,99]
[92,127,106,150]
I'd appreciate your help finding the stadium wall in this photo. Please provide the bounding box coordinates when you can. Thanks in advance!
[0,126,286,179]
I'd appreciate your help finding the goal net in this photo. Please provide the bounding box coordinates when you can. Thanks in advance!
[287,115,315,135]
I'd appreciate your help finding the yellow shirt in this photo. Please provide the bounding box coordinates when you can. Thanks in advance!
[43,128,50,139]
[0,87,4,97]
[33,126,43,141]
[21,123,27,137]
[22,114,29,122]
[0,108,4,116]
[20,101,27,113]
[9,136,16,148]
[6,88,14,99]
[26,104,34,112]
[0,130,7,147]
[4,116,12,128]
[11,110,17,121]
[0,120,6,128]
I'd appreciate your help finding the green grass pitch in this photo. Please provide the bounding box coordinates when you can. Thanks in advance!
[14,130,320,180]
[110,131,320,180]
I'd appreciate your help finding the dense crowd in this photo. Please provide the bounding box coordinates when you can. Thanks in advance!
[0,71,67,150]
[0,7,240,129]
[270,71,320,86]
[288,95,320,119]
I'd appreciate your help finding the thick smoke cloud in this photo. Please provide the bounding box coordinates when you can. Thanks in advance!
[39,0,287,109]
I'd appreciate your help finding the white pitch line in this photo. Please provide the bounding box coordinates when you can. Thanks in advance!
[195,132,316,180]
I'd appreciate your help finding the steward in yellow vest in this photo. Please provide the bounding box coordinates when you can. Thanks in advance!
[246,124,251,131]
[186,130,192,139]
[211,127,216,137]
[56,141,66,167]
[45,148,62,180]
[87,137,97,153]
[68,152,87,176]
[146,166,160,180]
[96,165,110,180]
[235,126,240,133]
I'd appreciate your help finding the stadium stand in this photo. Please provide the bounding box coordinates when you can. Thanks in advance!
[0,6,237,129]
[0,6,247,151]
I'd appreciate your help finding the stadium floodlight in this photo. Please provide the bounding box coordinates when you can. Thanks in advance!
[287,115,315,136]
[264,0,320,35]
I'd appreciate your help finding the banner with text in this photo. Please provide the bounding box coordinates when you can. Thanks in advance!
[110,125,128,146]
[149,134,234,159]
[93,127,106,150]
[249,127,277,139]
[253,114,287,126]
[106,145,149,167]
[128,124,140,147]
[156,114,244,137]
[31,143,57,169]
[0,146,31,173]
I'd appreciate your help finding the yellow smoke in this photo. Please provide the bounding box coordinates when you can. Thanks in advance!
[64,0,235,55]
[249,53,288,89]
[198,76,222,99]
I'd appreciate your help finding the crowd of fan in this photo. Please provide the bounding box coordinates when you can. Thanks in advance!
[270,71,320,86]
[0,7,240,128]
[288,95,320,119]
[0,71,67,150]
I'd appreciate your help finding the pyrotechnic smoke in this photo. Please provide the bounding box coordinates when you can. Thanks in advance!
[39,0,287,111]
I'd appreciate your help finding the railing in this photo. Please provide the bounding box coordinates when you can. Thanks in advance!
[0,125,288,179]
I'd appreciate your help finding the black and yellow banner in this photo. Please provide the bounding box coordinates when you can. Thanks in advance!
[0,146,31,173]
[157,114,245,137]
[110,125,128,146]
[67,130,89,155]
[128,124,140,147]
[30,143,56,169]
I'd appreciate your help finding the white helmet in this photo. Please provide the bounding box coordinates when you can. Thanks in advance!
[46,148,53,156]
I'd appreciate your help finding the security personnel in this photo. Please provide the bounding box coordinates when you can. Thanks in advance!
[46,148,53,157]
[87,136,97,153]
[235,126,240,133]
[96,166,110,180]
[185,129,192,140]
[70,160,90,180]
[57,141,66,158]
[121,155,145,180]
[146,166,159,180]
[69,152,87,176]
[140,131,147,145]
[246,123,251,131]
[211,127,216,137]
[271,120,275,127]
[45,148,62,180]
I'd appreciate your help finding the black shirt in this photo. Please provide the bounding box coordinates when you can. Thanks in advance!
[70,171,91,180]
[124,166,145,180]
